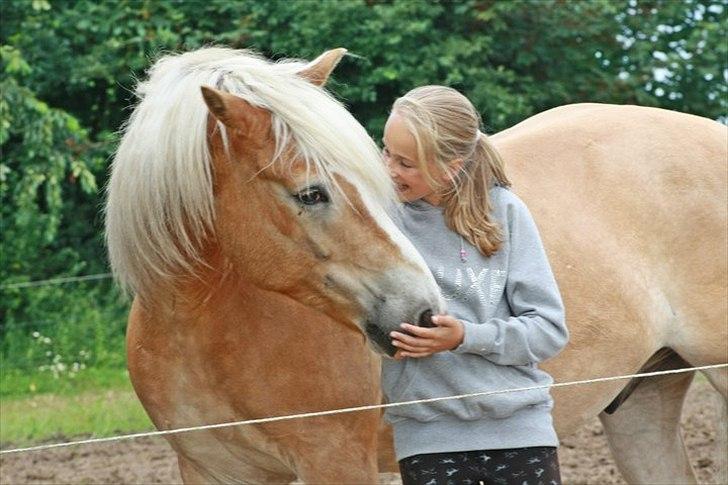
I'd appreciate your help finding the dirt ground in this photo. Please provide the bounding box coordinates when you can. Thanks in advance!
[0,379,723,484]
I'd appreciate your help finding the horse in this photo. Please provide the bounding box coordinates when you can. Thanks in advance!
[105,47,443,483]
[106,46,727,484]
[494,103,727,484]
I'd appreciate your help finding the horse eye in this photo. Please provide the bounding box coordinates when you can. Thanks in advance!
[296,186,329,205]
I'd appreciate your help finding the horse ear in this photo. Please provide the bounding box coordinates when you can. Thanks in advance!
[297,48,347,87]
[200,86,268,134]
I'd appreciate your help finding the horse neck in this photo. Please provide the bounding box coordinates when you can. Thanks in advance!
[127,247,383,427]
[142,262,364,353]
[142,267,381,391]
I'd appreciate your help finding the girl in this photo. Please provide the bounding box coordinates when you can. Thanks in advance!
[381,86,569,485]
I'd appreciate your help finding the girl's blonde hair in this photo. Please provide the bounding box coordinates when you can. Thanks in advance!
[392,85,511,257]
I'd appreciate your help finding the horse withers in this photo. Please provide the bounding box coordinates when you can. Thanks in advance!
[106,47,442,483]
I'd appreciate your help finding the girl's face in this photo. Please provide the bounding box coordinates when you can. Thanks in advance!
[382,112,441,205]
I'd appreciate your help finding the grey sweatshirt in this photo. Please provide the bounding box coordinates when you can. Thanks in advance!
[382,186,569,460]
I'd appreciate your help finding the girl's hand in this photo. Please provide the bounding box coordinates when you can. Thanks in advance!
[390,314,464,359]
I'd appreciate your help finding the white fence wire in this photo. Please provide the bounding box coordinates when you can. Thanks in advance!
[1,363,725,456]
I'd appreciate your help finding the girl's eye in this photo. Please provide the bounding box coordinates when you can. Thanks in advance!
[296,186,330,205]
[382,146,414,169]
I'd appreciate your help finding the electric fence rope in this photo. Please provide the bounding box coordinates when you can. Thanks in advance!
[0,273,112,290]
[1,363,725,456]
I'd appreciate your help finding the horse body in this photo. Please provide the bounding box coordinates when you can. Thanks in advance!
[493,104,727,482]
[127,281,383,482]
[109,47,727,484]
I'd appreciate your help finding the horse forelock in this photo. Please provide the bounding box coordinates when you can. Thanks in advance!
[105,47,396,299]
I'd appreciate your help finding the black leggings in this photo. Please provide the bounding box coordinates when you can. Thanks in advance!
[399,446,561,485]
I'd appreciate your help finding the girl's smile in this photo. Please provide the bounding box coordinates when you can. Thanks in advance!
[382,112,442,205]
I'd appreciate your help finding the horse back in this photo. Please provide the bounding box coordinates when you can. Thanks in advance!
[491,104,727,430]
[494,103,726,324]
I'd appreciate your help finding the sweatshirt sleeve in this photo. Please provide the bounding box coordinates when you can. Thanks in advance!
[452,197,568,365]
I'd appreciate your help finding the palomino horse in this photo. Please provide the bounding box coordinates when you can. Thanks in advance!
[494,103,727,484]
[106,47,443,483]
[106,47,727,484]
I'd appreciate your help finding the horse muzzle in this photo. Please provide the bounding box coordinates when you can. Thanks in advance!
[322,259,444,357]
[365,308,436,357]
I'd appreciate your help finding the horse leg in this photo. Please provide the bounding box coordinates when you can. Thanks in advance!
[377,420,398,473]
[178,456,212,484]
[177,454,294,485]
[599,370,696,484]
[288,416,380,484]
[668,292,728,484]
[703,367,728,485]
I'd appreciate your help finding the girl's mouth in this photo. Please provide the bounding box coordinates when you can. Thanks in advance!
[396,183,409,192]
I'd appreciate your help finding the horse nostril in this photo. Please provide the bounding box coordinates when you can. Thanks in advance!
[418,309,434,328]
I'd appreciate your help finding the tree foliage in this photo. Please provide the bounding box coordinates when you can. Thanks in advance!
[0,0,725,376]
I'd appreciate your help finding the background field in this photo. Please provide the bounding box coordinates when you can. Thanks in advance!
[1,0,725,480]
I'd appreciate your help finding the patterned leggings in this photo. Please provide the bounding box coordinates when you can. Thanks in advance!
[399,447,561,485]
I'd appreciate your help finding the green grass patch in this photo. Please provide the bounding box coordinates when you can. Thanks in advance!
[0,366,154,446]
[0,385,153,446]
[0,366,132,398]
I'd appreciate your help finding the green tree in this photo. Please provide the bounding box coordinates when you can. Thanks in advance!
[1,44,127,376]
[1,0,724,384]
[610,0,727,117]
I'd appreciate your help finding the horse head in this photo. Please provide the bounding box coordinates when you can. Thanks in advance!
[106,47,443,358]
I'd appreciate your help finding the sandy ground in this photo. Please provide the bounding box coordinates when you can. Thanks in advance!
[0,379,723,484]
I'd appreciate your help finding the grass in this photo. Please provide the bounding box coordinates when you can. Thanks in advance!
[0,366,132,398]
[0,367,154,446]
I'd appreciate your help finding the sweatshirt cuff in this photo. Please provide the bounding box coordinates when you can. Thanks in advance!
[451,319,499,356]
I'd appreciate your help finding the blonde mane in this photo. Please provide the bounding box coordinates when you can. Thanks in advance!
[105,47,395,297]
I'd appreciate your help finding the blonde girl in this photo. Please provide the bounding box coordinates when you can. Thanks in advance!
[381,86,568,485]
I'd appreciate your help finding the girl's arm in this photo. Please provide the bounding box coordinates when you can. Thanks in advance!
[390,196,568,364]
